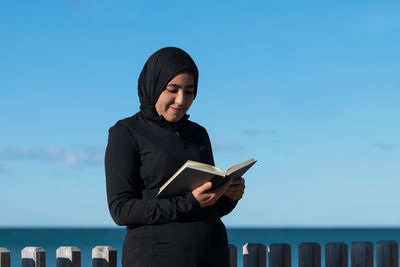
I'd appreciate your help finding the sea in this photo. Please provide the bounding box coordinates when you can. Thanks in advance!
[1,227,400,267]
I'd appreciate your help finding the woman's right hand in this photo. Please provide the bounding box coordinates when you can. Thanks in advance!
[192,180,232,208]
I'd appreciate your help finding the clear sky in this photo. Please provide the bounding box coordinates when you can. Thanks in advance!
[1,0,399,227]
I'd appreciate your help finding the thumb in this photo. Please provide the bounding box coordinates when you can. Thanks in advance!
[199,181,213,192]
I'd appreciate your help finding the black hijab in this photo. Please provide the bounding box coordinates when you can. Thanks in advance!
[138,47,199,119]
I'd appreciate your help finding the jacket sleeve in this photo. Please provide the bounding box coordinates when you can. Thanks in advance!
[216,196,238,217]
[105,124,200,226]
[202,128,239,217]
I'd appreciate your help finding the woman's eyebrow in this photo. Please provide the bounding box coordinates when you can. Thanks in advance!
[166,83,195,88]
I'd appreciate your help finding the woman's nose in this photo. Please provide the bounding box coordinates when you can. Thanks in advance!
[175,91,186,105]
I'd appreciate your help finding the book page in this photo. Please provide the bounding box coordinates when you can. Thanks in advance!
[225,158,256,175]
[186,160,223,174]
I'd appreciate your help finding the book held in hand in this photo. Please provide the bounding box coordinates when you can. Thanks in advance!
[157,158,257,198]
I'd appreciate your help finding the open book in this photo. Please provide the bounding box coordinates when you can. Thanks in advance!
[157,158,257,198]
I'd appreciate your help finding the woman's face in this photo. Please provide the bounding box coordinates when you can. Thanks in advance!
[155,72,195,123]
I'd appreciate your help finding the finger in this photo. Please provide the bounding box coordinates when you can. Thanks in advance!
[209,179,232,193]
[232,178,245,184]
[227,186,244,192]
[225,188,245,195]
[223,179,233,186]
[228,183,245,188]
[198,193,217,206]
[205,192,217,200]
[212,187,227,199]
[222,180,233,190]
[212,183,232,200]
[225,189,244,194]
[224,192,242,200]
[220,182,233,195]
[225,191,243,198]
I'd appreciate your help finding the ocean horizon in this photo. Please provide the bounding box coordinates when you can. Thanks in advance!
[1,227,400,267]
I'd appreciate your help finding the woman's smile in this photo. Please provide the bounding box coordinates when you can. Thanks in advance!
[169,106,183,112]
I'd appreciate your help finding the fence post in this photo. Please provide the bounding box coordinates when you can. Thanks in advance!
[326,242,348,267]
[56,246,81,267]
[92,246,117,267]
[351,242,373,267]
[243,243,266,267]
[269,243,291,267]
[229,244,237,267]
[0,248,10,267]
[22,247,46,267]
[299,242,321,267]
[377,240,399,267]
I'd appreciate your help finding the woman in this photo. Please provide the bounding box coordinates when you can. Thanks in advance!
[105,47,245,267]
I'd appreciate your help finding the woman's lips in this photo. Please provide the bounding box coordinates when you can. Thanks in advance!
[169,107,183,113]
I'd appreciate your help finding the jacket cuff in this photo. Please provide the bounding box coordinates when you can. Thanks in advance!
[184,192,201,213]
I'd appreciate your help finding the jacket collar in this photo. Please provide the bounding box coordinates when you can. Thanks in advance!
[140,110,189,131]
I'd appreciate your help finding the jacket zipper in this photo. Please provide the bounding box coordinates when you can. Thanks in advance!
[175,130,187,149]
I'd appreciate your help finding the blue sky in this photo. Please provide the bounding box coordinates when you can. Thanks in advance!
[1,0,399,227]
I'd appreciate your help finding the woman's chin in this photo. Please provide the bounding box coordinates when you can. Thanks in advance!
[164,114,183,123]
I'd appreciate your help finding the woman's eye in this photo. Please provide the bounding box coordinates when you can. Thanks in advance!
[166,87,194,95]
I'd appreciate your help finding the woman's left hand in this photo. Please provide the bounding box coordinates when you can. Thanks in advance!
[224,177,245,200]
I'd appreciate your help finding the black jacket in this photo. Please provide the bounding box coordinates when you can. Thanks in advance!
[105,111,237,267]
